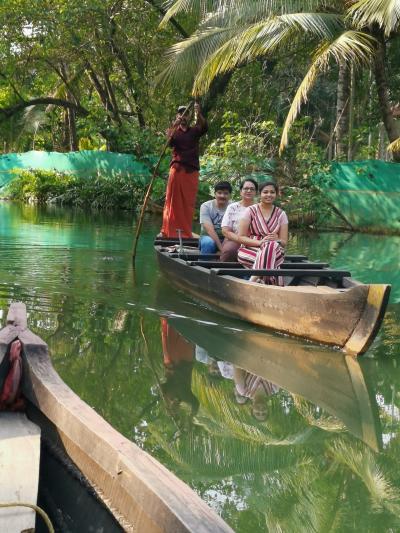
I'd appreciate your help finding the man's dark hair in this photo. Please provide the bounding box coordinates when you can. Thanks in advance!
[214,181,232,193]
[239,178,258,191]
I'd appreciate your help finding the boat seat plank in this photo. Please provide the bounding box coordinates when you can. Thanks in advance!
[187,261,245,268]
[188,261,329,269]
[166,252,309,261]
[211,268,351,279]
[168,253,218,260]
[154,239,199,246]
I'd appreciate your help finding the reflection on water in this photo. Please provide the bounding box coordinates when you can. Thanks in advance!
[0,202,400,532]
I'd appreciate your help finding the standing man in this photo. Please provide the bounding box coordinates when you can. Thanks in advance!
[199,181,232,255]
[159,103,208,239]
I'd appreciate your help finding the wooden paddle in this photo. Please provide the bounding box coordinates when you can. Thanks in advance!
[132,101,194,261]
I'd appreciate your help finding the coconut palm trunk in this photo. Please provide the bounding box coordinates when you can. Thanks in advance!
[335,61,350,160]
[373,36,400,162]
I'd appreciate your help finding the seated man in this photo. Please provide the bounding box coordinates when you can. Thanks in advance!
[199,181,232,255]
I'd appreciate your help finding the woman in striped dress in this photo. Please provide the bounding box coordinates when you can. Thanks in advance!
[237,181,288,284]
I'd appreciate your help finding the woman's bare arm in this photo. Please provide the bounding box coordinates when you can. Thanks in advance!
[278,223,288,247]
[237,217,262,247]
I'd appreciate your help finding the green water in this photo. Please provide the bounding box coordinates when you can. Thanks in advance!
[1,202,400,532]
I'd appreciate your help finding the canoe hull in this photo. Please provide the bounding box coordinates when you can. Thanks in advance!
[156,248,390,355]
[1,304,232,533]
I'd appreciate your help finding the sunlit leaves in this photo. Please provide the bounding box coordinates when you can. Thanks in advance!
[279,30,375,153]
[348,0,400,36]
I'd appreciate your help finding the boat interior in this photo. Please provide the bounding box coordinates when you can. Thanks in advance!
[155,238,356,290]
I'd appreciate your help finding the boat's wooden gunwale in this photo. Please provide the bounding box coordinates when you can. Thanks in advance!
[156,246,390,354]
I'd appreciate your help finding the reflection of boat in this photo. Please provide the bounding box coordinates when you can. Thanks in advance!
[155,241,391,355]
[167,316,382,452]
[0,303,232,533]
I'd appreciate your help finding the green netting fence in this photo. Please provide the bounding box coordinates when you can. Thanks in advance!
[314,160,400,233]
[0,150,151,189]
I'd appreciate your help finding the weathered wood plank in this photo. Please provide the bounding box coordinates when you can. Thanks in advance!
[188,261,329,269]
[211,268,351,279]
[0,413,41,532]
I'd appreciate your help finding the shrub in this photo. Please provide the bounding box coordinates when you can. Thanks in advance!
[6,169,149,210]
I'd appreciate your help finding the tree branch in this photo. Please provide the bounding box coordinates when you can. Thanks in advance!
[145,0,189,38]
[0,98,89,122]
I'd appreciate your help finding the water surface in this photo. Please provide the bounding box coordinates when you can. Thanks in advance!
[1,202,399,532]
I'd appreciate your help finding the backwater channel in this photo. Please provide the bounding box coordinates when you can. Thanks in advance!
[1,201,400,532]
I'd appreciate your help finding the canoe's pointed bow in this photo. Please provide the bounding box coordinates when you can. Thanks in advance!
[344,284,391,355]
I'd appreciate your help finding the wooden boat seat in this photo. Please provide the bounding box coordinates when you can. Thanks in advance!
[210,268,351,281]
[167,253,309,261]
[154,238,199,246]
[187,261,329,269]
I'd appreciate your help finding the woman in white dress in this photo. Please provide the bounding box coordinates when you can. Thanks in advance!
[220,179,258,262]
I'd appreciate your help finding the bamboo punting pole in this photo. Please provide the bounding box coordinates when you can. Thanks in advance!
[132,101,194,262]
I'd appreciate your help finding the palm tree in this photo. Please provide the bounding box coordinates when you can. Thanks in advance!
[158,0,400,160]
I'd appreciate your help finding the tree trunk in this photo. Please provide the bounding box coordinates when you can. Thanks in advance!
[377,122,387,160]
[201,72,233,115]
[335,60,350,160]
[373,37,400,161]
[347,63,355,161]
[68,108,78,151]
[85,62,115,116]
[108,19,146,128]
[102,67,122,126]
[62,109,70,152]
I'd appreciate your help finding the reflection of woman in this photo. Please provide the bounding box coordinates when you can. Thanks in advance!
[233,367,279,421]
[220,179,258,262]
[160,319,199,416]
[237,181,288,285]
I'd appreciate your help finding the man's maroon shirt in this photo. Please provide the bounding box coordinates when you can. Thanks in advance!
[169,121,208,171]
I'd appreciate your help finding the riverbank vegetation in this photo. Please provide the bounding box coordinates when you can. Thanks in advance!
[0,1,399,219]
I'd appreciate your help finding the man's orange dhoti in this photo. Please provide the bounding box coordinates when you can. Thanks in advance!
[161,165,199,238]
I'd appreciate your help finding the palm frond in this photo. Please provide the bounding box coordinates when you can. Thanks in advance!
[293,396,346,433]
[279,30,375,153]
[200,1,333,28]
[161,0,331,29]
[20,106,49,134]
[191,367,323,446]
[329,439,400,515]
[348,0,400,36]
[263,464,332,533]
[191,13,343,95]
[160,0,213,28]
[157,26,238,87]
[149,426,309,479]
[388,137,400,152]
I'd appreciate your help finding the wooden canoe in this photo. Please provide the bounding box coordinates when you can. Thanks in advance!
[155,240,391,355]
[0,303,233,533]
[167,316,382,452]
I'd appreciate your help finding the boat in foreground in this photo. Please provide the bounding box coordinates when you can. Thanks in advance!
[0,303,232,533]
[155,239,391,355]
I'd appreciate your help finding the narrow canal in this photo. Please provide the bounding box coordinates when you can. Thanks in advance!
[1,202,399,532]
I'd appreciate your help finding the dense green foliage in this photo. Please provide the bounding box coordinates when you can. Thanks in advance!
[7,169,148,209]
[0,1,399,217]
